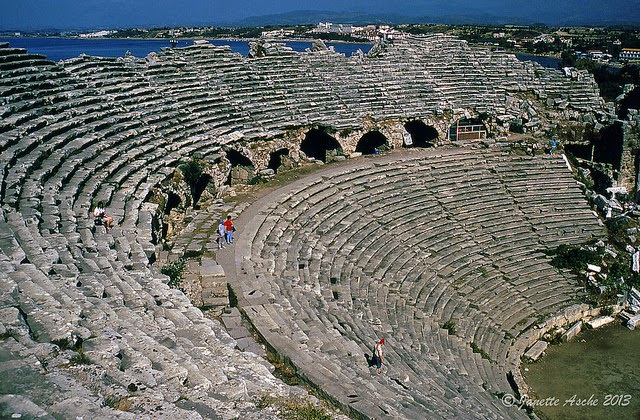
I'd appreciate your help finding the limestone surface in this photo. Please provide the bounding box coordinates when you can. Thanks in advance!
[0,35,605,419]
[224,146,603,418]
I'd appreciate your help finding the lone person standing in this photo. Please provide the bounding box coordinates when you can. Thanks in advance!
[373,338,385,374]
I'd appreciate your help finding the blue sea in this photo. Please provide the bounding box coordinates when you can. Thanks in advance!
[515,53,560,69]
[0,37,561,69]
[0,37,372,62]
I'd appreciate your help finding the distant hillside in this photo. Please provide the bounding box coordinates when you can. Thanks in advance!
[232,7,640,28]
[231,10,531,27]
[232,10,409,26]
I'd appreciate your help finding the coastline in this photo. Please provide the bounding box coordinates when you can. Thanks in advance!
[2,34,371,45]
[0,36,374,61]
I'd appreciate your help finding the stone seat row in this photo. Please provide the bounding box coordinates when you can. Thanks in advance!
[1,36,603,417]
[2,85,228,200]
[10,125,221,266]
[248,271,514,416]
[234,146,601,418]
[0,241,292,417]
[1,144,304,416]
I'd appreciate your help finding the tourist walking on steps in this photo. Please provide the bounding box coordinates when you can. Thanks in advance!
[216,219,226,249]
[372,338,385,374]
[223,215,235,244]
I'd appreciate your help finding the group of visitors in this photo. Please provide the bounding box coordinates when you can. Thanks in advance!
[92,200,389,380]
[92,200,239,250]
[217,215,235,249]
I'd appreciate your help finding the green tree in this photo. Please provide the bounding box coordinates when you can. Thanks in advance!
[560,49,576,68]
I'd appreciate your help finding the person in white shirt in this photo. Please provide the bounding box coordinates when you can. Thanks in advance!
[217,220,226,249]
[93,201,114,232]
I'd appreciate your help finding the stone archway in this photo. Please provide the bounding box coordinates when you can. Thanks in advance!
[564,144,592,161]
[356,131,388,155]
[448,118,487,141]
[301,129,342,162]
[268,148,290,172]
[595,122,624,170]
[225,149,255,185]
[162,191,182,239]
[403,120,438,148]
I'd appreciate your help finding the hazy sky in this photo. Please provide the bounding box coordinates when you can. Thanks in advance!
[1,0,639,30]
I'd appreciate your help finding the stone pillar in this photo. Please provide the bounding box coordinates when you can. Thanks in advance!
[620,118,640,195]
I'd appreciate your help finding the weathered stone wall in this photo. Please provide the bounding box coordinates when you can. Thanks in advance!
[36,35,605,203]
[620,111,640,193]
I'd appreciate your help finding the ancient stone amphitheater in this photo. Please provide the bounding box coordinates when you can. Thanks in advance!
[0,34,607,418]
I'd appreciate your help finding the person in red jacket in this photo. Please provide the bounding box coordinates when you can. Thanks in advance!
[223,215,235,244]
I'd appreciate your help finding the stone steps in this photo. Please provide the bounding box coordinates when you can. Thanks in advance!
[232,148,602,418]
[0,34,606,419]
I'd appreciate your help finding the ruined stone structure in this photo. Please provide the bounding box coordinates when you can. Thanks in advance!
[0,34,607,418]
[228,147,604,418]
[619,112,640,196]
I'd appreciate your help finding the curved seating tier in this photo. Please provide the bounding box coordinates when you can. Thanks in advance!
[0,46,318,418]
[0,34,603,418]
[230,146,603,418]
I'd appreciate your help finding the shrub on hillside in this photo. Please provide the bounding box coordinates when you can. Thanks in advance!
[551,244,600,272]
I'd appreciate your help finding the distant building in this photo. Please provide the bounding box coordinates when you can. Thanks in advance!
[261,29,295,38]
[312,22,353,35]
[533,34,555,44]
[311,22,398,41]
[352,25,378,40]
[620,48,640,62]
[377,26,406,41]
[586,50,611,62]
[559,38,573,47]
[79,30,115,38]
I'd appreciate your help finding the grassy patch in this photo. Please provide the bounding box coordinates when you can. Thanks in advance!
[547,239,640,302]
[104,394,134,412]
[161,258,186,289]
[550,244,600,272]
[257,395,332,420]
[600,306,614,316]
[442,319,457,335]
[223,164,322,204]
[0,331,14,340]
[69,350,92,366]
[227,283,238,308]
[248,175,269,185]
[470,342,493,362]
[268,356,300,386]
